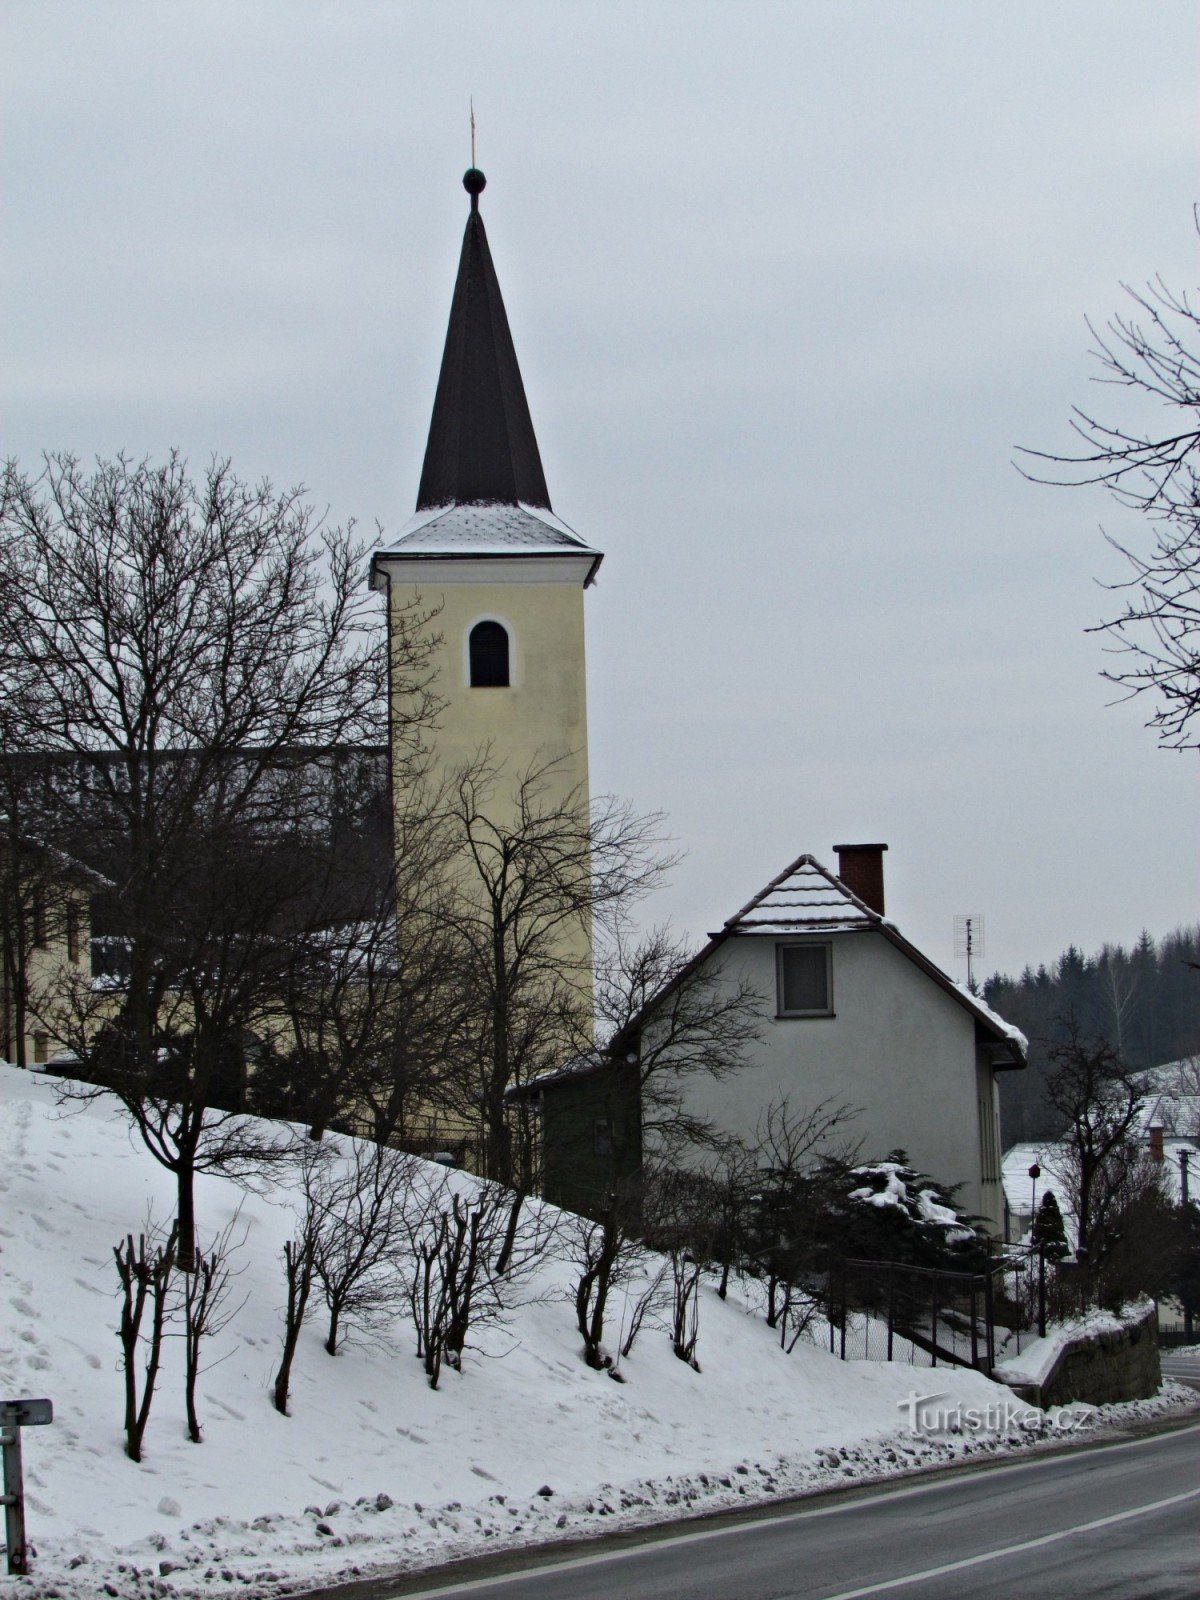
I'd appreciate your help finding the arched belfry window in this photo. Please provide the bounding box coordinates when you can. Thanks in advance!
[469,620,510,688]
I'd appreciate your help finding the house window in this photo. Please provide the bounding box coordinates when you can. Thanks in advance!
[593,1118,613,1157]
[469,621,510,687]
[33,1032,50,1064]
[776,942,833,1017]
[66,902,81,965]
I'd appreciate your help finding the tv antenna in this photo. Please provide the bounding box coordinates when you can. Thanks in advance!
[953,914,985,990]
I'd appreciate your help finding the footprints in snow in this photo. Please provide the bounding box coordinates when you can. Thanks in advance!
[202,1394,245,1421]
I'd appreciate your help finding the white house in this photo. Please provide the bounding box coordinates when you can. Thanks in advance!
[532,842,1025,1231]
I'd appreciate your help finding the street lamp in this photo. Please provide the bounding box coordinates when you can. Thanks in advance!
[1027,1163,1045,1335]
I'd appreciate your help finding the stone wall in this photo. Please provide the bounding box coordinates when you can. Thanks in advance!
[1033,1307,1160,1408]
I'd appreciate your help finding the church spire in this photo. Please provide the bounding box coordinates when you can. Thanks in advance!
[415,169,552,512]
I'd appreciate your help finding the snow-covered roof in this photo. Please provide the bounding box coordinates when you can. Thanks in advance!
[369,501,603,590]
[377,501,598,558]
[1003,1134,1199,1218]
[1002,1143,1072,1222]
[1132,1059,1200,1138]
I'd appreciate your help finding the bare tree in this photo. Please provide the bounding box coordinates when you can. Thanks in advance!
[616,1260,670,1363]
[1017,255,1200,748]
[745,1096,860,1340]
[402,1173,549,1389]
[272,800,461,1146]
[566,1182,646,1371]
[596,926,763,1158]
[0,452,439,1267]
[643,1166,714,1368]
[309,1141,414,1354]
[1042,1021,1146,1284]
[182,1214,246,1443]
[273,1234,317,1417]
[113,1220,178,1462]
[441,755,668,1187]
[702,1138,758,1301]
[271,1143,331,1416]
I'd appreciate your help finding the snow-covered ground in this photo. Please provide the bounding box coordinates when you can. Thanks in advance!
[0,1065,1192,1600]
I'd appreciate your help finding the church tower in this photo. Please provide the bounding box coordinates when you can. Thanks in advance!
[370,164,602,864]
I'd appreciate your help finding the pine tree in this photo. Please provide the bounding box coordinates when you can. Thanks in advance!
[1031,1191,1069,1262]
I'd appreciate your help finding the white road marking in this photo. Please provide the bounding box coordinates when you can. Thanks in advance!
[388,1423,1200,1599]
[816,1486,1200,1600]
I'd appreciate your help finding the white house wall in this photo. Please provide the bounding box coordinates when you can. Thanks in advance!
[662,930,1003,1230]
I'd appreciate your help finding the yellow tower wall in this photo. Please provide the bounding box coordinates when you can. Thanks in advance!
[390,572,590,810]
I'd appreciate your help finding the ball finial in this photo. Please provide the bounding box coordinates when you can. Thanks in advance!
[463,168,486,210]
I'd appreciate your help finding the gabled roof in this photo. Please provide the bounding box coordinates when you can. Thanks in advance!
[613,850,1026,1068]
[722,853,878,934]
[416,169,551,513]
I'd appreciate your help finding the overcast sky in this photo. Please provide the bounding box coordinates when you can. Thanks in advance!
[3,2,1197,984]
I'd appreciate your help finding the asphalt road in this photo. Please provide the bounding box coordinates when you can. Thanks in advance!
[1161,1348,1200,1393]
[378,1420,1200,1600]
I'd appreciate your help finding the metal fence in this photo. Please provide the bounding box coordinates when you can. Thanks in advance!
[828,1258,1001,1374]
[826,1247,1095,1375]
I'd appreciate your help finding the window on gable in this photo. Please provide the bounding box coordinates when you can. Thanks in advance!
[469,620,510,687]
[776,942,833,1017]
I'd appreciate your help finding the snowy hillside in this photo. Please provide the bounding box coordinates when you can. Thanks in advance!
[0,1065,1182,1600]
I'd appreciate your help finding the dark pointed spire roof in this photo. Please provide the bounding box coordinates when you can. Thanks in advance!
[416,169,551,512]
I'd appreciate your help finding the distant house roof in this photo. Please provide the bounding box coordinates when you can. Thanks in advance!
[1133,1059,1200,1139]
[0,821,111,892]
[1004,1134,1198,1221]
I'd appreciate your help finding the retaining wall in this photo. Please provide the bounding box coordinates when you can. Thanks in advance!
[1015,1306,1160,1409]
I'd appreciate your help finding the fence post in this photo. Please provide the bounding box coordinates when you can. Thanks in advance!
[1037,1244,1047,1339]
[839,1263,847,1361]
[828,1270,835,1355]
[970,1280,979,1370]
[930,1272,938,1367]
[984,1266,995,1374]
[887,1263,895,1362]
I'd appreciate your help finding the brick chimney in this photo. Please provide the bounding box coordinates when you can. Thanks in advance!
[834,843,888,916]
[1148,1124,1165,1163]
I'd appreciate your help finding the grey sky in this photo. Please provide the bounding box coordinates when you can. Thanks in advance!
[3,2,1196,984]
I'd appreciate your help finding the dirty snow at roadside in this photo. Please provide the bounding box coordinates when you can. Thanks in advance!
[0,1065,1191,1600]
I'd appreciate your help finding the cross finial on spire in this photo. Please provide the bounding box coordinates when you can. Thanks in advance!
[464,103,485,213]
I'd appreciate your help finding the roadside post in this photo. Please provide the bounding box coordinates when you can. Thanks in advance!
[1180,1150,1194,1342]
[1,1397,52,1575]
